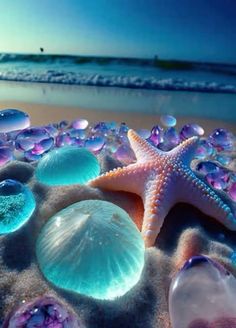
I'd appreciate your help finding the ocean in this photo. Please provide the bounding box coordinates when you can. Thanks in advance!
[0,54,236,122]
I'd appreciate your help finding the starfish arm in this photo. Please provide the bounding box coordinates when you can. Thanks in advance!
[88,163,151,195]
[177,166,236,230]
[141,172,174,247]
[170,136,199,166]
[127,129,161,162]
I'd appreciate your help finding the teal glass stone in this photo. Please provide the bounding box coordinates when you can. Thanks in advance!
[36,200,145,300]
[35,146,100,186]
[0,179,36,234]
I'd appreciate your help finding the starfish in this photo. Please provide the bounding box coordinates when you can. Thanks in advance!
[88,129,236,247]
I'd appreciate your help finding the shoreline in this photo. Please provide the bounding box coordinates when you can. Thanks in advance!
[0,100,235,134]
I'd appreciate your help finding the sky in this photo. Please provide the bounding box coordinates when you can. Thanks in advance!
[0,0,235,63]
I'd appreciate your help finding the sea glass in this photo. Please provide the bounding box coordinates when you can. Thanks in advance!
[35,146,100,185]
[0,179,35,234]
[36,200,145,300]
[169,255,236,328]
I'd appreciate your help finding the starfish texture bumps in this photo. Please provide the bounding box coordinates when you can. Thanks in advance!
[89,129,236,247]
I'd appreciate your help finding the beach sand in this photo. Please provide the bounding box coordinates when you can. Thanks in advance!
[0,96,235,327]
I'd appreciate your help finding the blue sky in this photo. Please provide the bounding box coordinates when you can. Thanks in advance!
[0,0,235,62]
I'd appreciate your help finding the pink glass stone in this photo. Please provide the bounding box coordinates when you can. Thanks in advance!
[71,118,89,130]
[3,296,82,328]
[148,125,163,146]
[169,255,236,328]
[0,147,13,166]
[229,182,236,201]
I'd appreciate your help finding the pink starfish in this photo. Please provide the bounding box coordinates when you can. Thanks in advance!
[89,129,236,247]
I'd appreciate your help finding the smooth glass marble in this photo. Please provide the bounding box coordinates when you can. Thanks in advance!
[3,296,82,328]
[0,179,35,234]
[169,255,236,328]
[0,109,30,133]
[35,146,100,186]
[36,200,145,300]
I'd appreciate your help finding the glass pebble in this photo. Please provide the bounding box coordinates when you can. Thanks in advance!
[71,118,89,130]
[148,125,163,146]
[0,109,30,133]
[0,179,35,234]
[205,169,230,190]
[195,161,220,175]
[36,200,144,300]
[35,146,100,186]
[180,124,204,139]
[0,147,13,166]
[56,132,72,147]
[3,296,81,328]
[228,182,236,201]
[85,136,105,153]
[195,139,214,159]
[160,114,177,127]
[208,128,234,151]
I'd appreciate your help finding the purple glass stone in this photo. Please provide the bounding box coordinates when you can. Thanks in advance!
[85,136,105,153]
[195,139,214,159]
[3,296,82,328]
[56,132,72,147]
[44,124,59,138]
[180,124,204,140]
[0,147,13,166]
[71,118,88,130]
[148,125,163,146]
[195,161,220,175]
[0,109,30,133]
[208,128,234,151]
[158,127,180,151]
[15,127,52,152]
[115,145,136,164]
[160,115,177,127]
[205,169,230,190]
[228,182,236,201]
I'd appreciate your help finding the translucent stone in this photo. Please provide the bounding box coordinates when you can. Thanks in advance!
[119,123,129,137]
[3,296,81,328]
[195,140,214,159]
[69,128,87,140]
[35,146,100,186]
[229,182,236,201]
[208,128,234,151]
[216,154,231,166]
[160,114,177,127]
[195,161,220,175]
[15,127,53,158]
[71,118,89,130]
[169,255,236,328]
[59,120,69,130]
[115,144,136,164]
[0,109,30,133]
[205,169,230,190]
[0,179,35,234]
[56,132,72,147]
[36,200,145,300]
[85,136,105,153]
[180,124,204,139]
[148,125,163,146]
[158,127,180,151]
[0,147,13,166]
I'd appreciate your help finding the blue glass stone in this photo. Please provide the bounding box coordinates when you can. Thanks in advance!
[0,109,30,133]
[85,136,105,153]
[160,115,177,127]
[35,146,100,186]
[158,127,180,151]
[148,125,163,146]
[0,179,35,234]
[195,139,214,159]
[208,128,234,151]
[0,147,13,166]
[36,200,145,300]
[231,251,236,266]
[205,169,230,190]
[195,161,220,175]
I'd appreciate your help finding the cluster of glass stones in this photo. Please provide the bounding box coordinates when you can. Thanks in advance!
[0,111,235,201]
